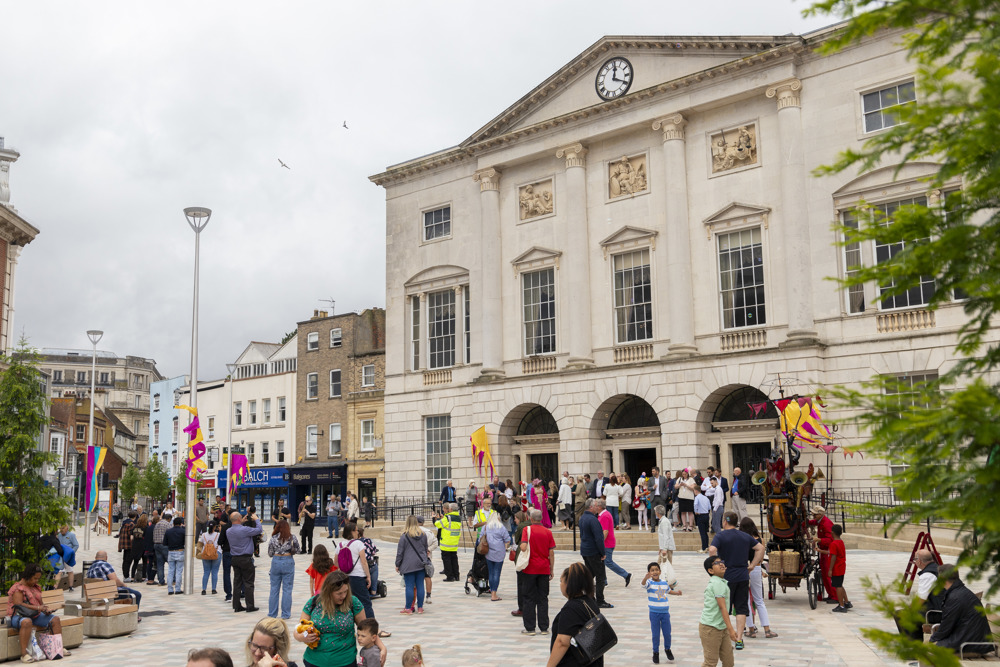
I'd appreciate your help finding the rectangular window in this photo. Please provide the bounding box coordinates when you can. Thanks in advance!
[207,416,215,440]
[234,402,242,426]
[134,395,140,409]
[464,287,471,364]
[718,228,766,329]
[153,394,160,410]
[248,442,255,465]
[248,400,257,426]
[278,397,286,422]
[134,420,141,435]
[76,425,86,441]
[307,373,318,400]
[307,332,319,351]
[425,415,451,496]
[330,370,342,397]
[53,370,63,383]
[276,440,285,463]
[172,418,178,443]
[306,426,317,457]
[50,435,62,456]
[863,80,915,133]
[428,289,456,369]
[613,249,653,342]
[423,206,451,241]
[77,371,86,384]
[523,268,556,355]
[361,364,375,387]
[411,296,421,371]
[262,398,271,424]
[329,423,341,456]
[99,372,109,385]
[330,328,342,347]
[884,372,938,479]
[153,422,160,444]
[842,209,866,313]
[873,196,935,310]
[360,419,375,452]
[261,441,269,464]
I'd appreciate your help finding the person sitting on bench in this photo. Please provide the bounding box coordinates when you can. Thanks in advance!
[929,565,990,655]
[86,551,143,611]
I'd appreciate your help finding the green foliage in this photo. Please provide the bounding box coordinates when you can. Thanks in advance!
[139,456,171,502]
[0,340,72,588]
[118,464,140,506]
[174,470,188,504]
[280,329,296,346]
[805,0,1000,664]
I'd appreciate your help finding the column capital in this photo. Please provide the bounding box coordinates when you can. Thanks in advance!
[765,78,802,110]
[473,167,502,192]
[556,142,587,168]
[652,114,687,141]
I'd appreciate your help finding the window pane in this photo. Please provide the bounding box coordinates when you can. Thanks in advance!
[613,249,652,343]
[718,229,766,329]
[425,415,451,496]
[423,206,451,241]
[427,290,455,369]
[523,268,556,354]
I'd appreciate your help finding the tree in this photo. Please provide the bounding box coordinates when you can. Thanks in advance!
[280,329,296,346]
[174,470,188,505]
[0,340,71,587]
[805,0,1000,664]
[139,457,171,504]
[118,464,140,507]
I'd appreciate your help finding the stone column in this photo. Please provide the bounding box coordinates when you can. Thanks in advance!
[652,114,698,358]
[3,244,19,355]
[473,167,505,379]
[766,78,819,345]
[455,284,465,366]
[556,142,595,369]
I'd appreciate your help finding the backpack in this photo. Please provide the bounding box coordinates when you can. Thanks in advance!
[337,540,359,573]
[200,537,219,561]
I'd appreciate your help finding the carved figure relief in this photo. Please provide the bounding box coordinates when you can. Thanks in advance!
[608,154,647,199]
[710,123,758,174]
[519,179,554,220]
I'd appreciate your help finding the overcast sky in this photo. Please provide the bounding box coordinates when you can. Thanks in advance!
[3,0,836,380]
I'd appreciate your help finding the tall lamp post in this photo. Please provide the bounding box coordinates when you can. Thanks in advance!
[183,206,211,594]
[225,363,237,508]
[83,329,103,551]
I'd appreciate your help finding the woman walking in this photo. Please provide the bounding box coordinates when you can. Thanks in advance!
[267,518,300,619]
[294,571,386,667]
[198,520,221,594]
[481,512,512,602]
[740,517,778,639]
[395,515,430,614]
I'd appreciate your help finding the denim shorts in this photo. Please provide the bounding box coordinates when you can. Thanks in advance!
[11,612,54,630]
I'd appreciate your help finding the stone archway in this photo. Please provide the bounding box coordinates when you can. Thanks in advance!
[500,403,560,487]
[590,394,661,485]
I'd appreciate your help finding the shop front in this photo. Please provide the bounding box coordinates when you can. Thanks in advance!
[288,465,348,520]
[217,467,290,521]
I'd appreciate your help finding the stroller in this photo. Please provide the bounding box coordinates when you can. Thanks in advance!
[464,548,490,597]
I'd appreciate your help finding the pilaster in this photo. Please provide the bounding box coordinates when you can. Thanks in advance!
[556,143,594,369]
[474,167,506,379]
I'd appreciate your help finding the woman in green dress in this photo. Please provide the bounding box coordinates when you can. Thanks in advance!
[293,571,385,667]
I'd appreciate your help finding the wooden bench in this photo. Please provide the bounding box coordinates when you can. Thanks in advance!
[0,590,84,662]
[77,579,138,638]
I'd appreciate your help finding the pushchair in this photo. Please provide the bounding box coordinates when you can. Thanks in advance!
[464,548,490,597]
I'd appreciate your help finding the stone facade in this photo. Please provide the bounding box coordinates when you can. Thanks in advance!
[371,28,997,497]
[0,136,38,356]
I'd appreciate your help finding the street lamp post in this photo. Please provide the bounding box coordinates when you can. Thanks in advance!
[83,329,103,551]
[183,206,211,594]
[225,363,237,510]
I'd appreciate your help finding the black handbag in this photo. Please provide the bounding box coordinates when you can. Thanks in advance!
[570,599,618,665]
[14,604,40,619]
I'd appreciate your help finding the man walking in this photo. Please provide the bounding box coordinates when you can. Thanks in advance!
[195,498,209,539]
[579,499,612,609]
[117,513,135,582]
[165,516,186,594]
[519,508,556,636]
[153,511,172,586]
[227,510,262,613]
[710,511,765,650]
[597,499,631,588]
[730,467,747,521]
[299,495,316,554]
[86,551,142,610]
[434,503,462,581]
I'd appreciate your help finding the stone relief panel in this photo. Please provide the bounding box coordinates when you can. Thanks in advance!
[608,153,647,199]
[519,178,555,221]
[710,123,758,175]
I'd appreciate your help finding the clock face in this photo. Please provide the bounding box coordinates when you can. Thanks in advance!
[595,57,633,100]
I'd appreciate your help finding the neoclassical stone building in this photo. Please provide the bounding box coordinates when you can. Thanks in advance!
[371,24,990,499]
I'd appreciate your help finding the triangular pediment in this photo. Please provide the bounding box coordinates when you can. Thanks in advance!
[462,35,798,147]
[404,264,469,288]
[600,225,658,248]
[703,202,771,226]
[511,246,562,266]
[234,342,279,366]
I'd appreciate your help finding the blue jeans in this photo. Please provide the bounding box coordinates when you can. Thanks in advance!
[268,556,295,619]
[167,550,184,592]
[368,560,379,595]
[222,551,233,598]
[605,547,630,582]
[403,570,425,609]
[608,506,619,527]
[650,609,671,652]
[11,613,54,630]
[154,544,169,584]
[202,556,221,591]
[349,575,374,619]
[119,586,142,609]
[486,558,503,593]
[326,515,338,538]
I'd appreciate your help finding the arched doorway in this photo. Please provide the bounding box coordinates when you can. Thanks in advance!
[704,385,778,504]
[501,404,560,488]
[592,394,661,491]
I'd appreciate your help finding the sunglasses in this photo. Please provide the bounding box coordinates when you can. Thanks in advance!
[713,560,726,567]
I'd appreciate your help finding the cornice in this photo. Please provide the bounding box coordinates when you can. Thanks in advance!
[0,204,39,246]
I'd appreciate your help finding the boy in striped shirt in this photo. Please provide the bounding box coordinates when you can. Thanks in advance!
[642,561,682,663]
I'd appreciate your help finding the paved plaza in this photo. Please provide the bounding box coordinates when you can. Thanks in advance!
[44,530,930,667]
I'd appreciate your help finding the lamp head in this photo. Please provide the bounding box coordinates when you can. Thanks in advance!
[183,206,212,232]
[86,330,104,345]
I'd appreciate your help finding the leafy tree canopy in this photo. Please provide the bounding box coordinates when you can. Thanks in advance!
[139,456,171,502]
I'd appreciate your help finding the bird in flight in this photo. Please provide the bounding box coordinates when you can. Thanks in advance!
[278,159,290,169]
[342,121,349,129]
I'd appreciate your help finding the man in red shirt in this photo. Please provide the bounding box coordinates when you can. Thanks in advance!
[518,508,556,636]
[819,524,851,613]
[808,505,837,602]
[599,499,632,588]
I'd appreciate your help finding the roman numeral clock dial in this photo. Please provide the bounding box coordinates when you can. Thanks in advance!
[595,57,633,100]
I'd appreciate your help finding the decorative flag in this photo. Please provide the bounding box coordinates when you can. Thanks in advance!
[777,396,833,450]
[228,453,249,499]
[175,404,208,483]
[470,426,495,483]
[85,446,108,512]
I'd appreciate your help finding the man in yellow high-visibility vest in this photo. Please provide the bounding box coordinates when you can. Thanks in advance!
[434,503,462,581]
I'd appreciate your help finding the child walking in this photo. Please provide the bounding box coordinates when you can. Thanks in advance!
[642,561,681,663]
[821,524,852,613]
[700,555,737,667]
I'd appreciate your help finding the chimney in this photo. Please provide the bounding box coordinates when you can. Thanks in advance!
[312,310,328,319]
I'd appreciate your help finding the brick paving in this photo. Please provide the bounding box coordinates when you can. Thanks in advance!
[47,530,920,666]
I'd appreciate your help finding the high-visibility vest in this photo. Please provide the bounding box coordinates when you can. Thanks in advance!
[435,512,461,551]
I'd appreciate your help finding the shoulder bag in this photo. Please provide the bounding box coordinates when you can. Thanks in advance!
[515,526,531,572]
[14,604,40,619]
[569,598,618,665]
[476,529,490,556]
[405,534,433,578]
[201,536,219,561]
